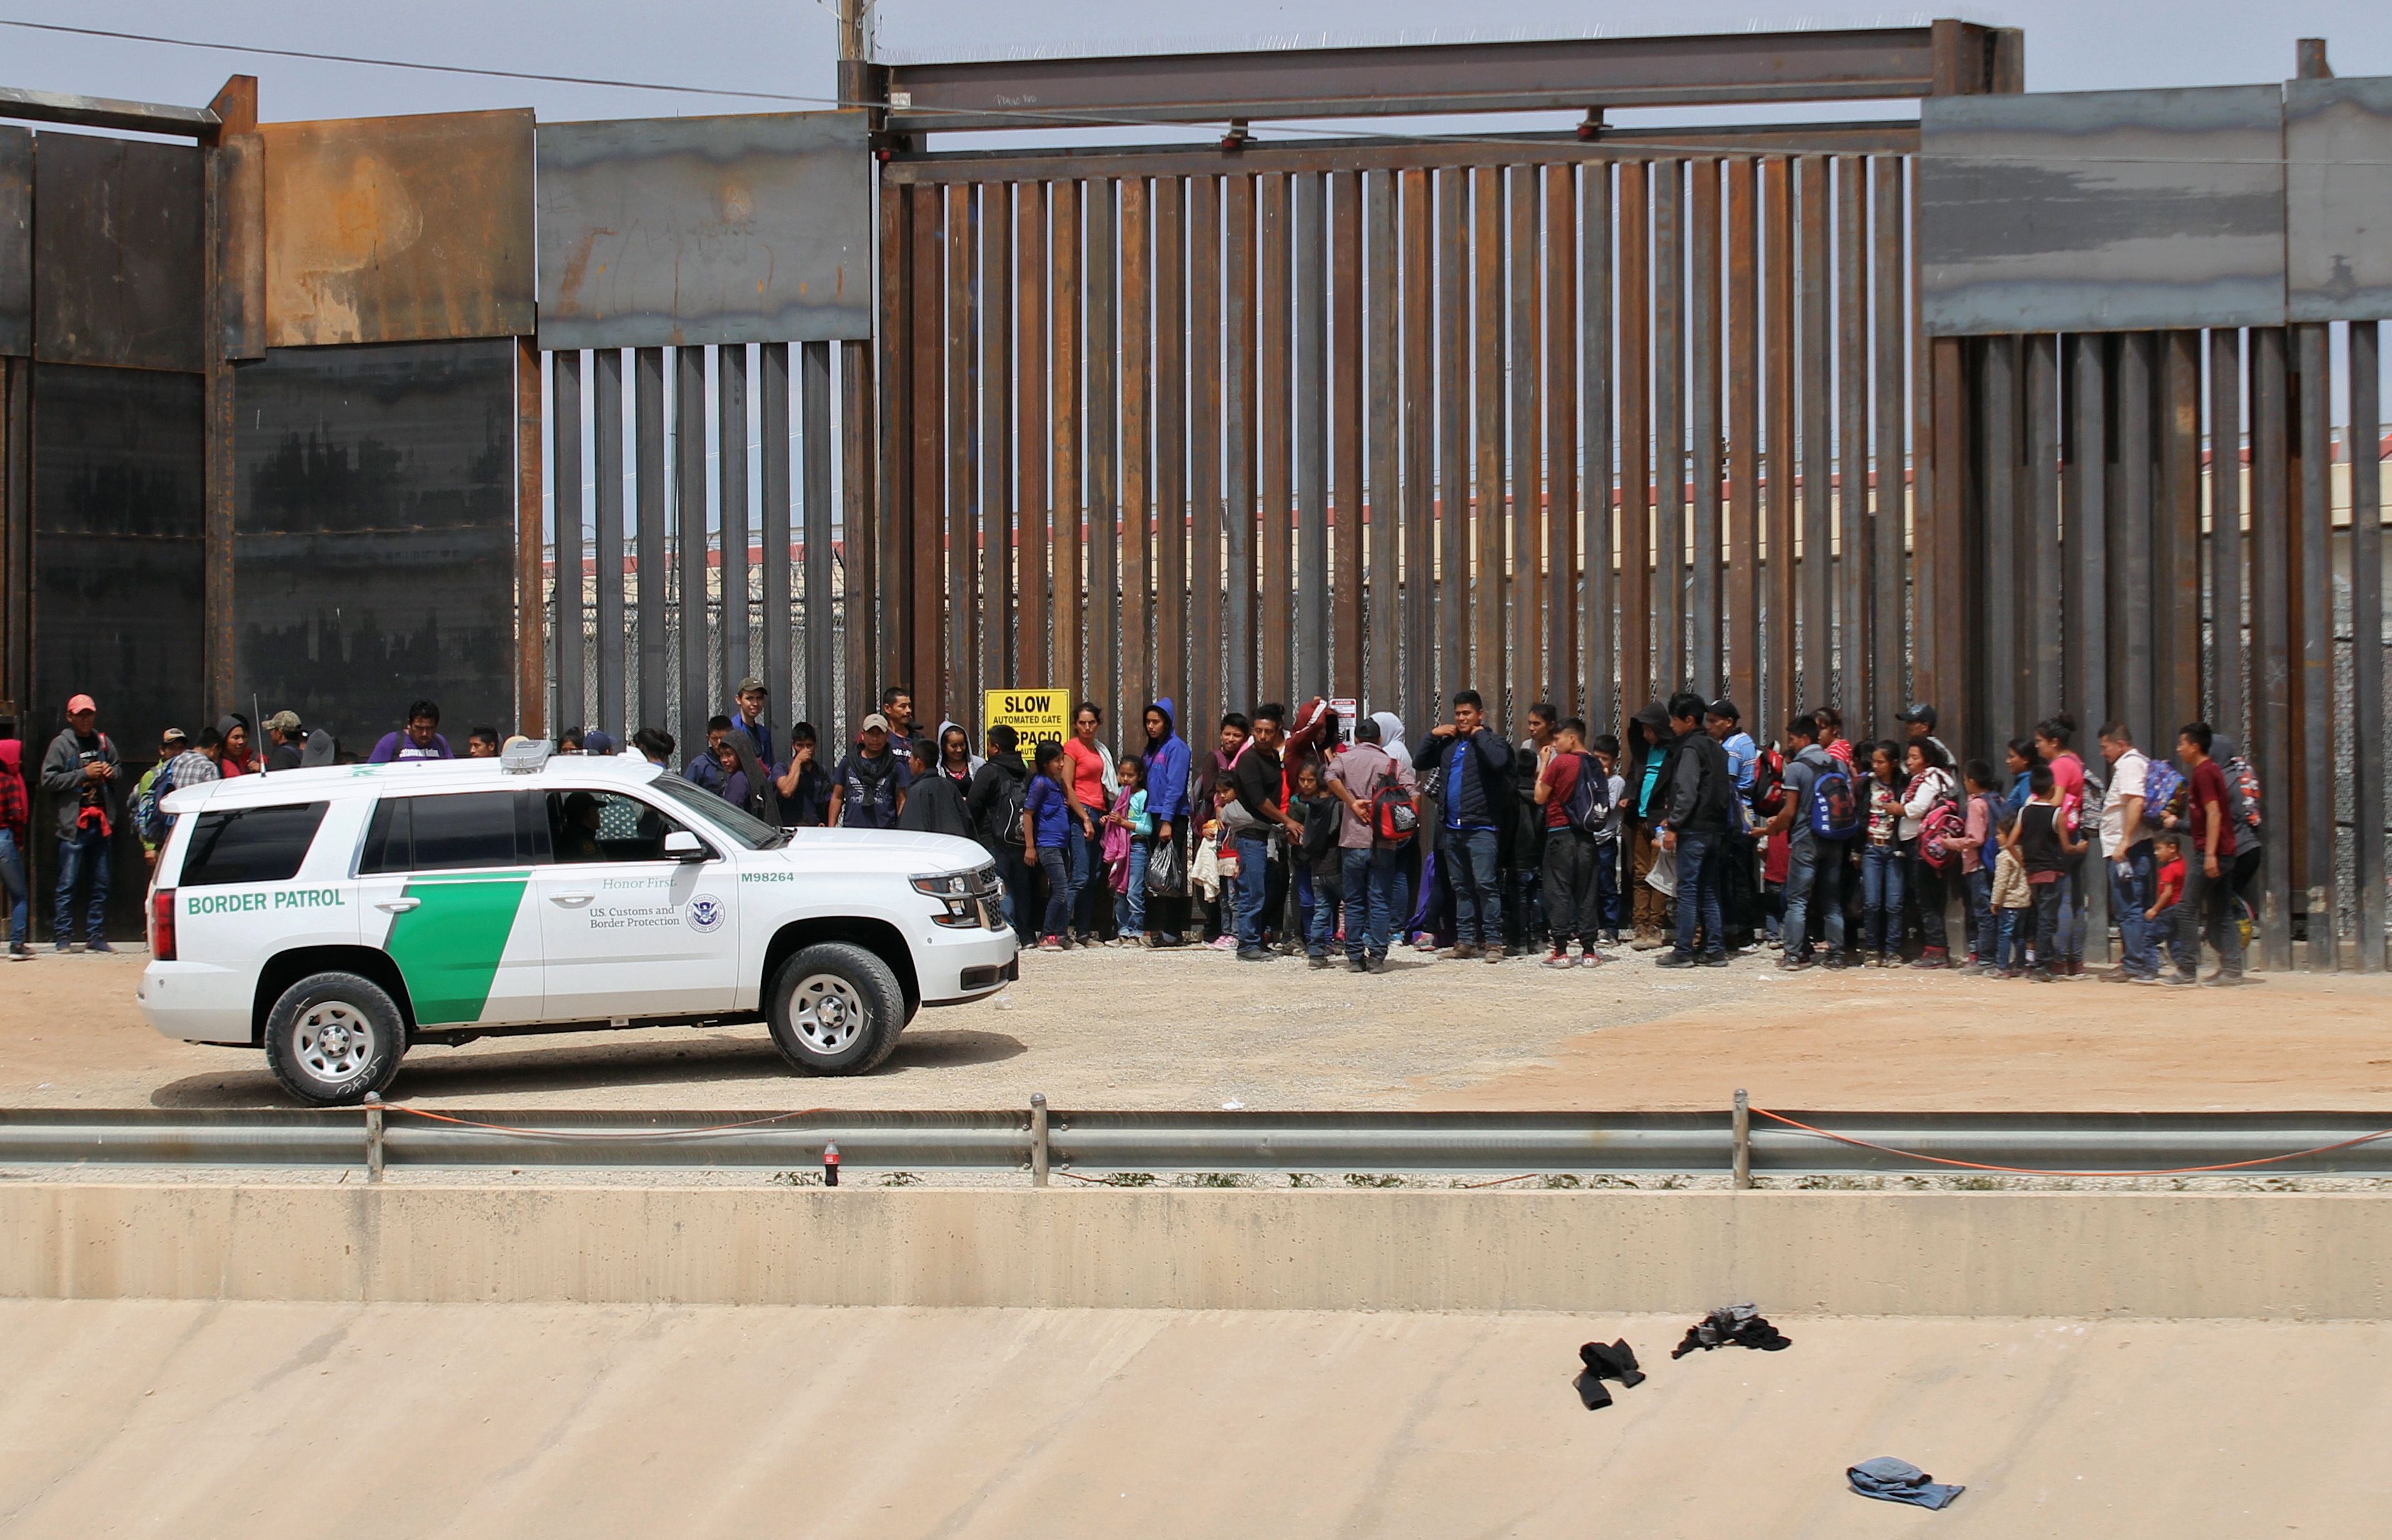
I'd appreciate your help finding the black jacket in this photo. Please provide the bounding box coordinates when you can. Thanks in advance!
[896,769,973,838]
[967,752,1030,855]
[1662,731,1735,835]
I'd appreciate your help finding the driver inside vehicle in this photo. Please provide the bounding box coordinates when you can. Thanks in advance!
[554,792,604,861]
[550,789,672,863]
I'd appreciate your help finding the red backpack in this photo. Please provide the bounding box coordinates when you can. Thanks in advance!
[1371,767,1418,846]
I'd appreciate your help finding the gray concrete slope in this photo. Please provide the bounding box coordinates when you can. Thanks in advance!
[4,1300,2390,1539]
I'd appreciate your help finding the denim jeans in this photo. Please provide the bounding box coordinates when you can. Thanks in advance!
[1445,827,1502,946]
[52,823,112,945]
[1121,838,1150,937]
[0,828,27,947]
[2055,869,2084,963]
[1293,865,1318,953]
[1860,841,1905,955]
[2031,881,2065,968]
[1781,838,1847,960]
[2172,855,2246,979]
[1595,838,1624,934]
[1064,817,1098,934]
[1340,846,1405,959]
[1303,870,1342,956]
[1035,846,1071,940]
[2108,842,2159,978]
[1964,867,1994,961]
[994,847,1037,943]
[1997,906,2029,969]
[1231,831,1271,948]
[1671,828,1725,958]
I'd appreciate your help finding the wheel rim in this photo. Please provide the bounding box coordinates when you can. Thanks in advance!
[788,973,868,1055]
[294,1002,377,1086]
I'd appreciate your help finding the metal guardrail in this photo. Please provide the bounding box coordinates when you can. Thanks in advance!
[6,1105,2392,1181]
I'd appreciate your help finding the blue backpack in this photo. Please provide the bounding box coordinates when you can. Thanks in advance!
[1807,765,1863,841]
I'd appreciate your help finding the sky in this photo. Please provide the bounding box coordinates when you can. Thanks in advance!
[2,1,2388,133]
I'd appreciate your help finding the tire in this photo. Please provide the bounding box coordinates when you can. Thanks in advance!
[764,942,907,1075]
[262,971,408,1107]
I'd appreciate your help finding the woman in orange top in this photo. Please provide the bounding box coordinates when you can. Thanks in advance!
[1061,703,1115,941]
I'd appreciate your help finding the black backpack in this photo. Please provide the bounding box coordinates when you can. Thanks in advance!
[978,765,1028,850]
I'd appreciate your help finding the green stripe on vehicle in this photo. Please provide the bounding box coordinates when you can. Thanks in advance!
[383,874,530,1026]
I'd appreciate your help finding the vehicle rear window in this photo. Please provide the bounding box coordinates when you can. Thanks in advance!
[359,792,536,874]
[179,802,330,888]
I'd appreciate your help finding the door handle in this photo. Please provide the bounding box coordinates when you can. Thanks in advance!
[375,898,420,914]
[549,892,595,908]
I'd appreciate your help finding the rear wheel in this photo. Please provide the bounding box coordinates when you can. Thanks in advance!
[765,942,907,1074]
[262,971,408,1106]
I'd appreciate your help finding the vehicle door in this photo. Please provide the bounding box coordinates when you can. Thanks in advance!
[353,789,547,1027]
[532,787,740,1021]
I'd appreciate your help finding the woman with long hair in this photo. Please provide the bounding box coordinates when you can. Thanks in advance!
[2034,713,2087,976]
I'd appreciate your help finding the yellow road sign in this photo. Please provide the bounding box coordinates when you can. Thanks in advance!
[983,689,1071,750]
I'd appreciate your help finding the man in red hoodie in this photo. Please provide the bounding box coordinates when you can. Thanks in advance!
[0,740,30,959]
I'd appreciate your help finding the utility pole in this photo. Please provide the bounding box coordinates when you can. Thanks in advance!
[838,0,871,110]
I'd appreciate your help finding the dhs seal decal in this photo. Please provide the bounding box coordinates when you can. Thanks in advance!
[684,895,727,933]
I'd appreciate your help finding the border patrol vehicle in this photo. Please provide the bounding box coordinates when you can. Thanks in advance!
[138,743,1015,1104]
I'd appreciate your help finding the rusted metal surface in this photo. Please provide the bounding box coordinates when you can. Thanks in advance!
[875,185,912,696]
[1224,173,1256,709]
[1331,172,1363,697]
[516,336,544,738]
[551,350,584,735]
[1834,155,1868,717]
[1015,183,1050,686]
[1507,164,1540,720]
[2155,331,2201,743]
[881,123,1921,185]
[633,346,666,726]
[1470,166,1504,697]
[839,338,874,732]
[1580,162,1613,731]
[1542,162,1578,717]
[1257,174,1291,706]
[882,26,1978,134]
[908,185,944,707]
[1401,169,1434,717]
[0,85,217,138]
[1086,180,1120,712]
[2351,321,2385,972]
[1763,158,1794,733]
[717,344,750,703]
[1869,156,1907,733]
[34,132,203,371]
[263,110,533,348]
[2248,326,2291,969]
[2023,335,2060,722]
[2292,322,2333,970]
[1617,160,1651,712]
[1796,156,1831,709]
[1919,87,2286,335]
[675,345,707,754]
[1979,336,2019,744]
[802,340,835,727]
[1651,160,1683,697]
[230,341,516,744]
[1292,170,1328,699]
[4,356,29,719]
[592,347,626,735]
[1153,179,1185,707]
[2070,333,2110,959]
[212,132,265,361]
[1688,159,1721,695]
[982,182,1016,704]
[759,341,792,718]
[1364,170,1398,712]
[2112,332,2154,750]
[1,128,34,356]
[2206,328,2243,745]
[1122,176,1153,710]
[1188,174,1221,742]
[1435,167,1467,713]
[2285,78,2392,321]
[200,79,257,715]
[537,111,869,349]
[943,184,973,711]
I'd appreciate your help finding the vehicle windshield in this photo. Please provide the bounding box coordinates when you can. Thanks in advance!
[644,773,789,850]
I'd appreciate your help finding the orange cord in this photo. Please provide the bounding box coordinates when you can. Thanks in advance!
[379,1104,835,1140]
[1749,1107,2392,1179]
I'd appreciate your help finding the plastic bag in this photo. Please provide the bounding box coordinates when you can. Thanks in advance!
[1646,845,1679,898]
[1146,837,1186,898]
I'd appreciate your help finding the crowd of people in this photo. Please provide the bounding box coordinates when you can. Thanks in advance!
[8,672,2266,990]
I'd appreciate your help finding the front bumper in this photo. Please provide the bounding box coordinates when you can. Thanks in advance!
[913,926,1020,1004]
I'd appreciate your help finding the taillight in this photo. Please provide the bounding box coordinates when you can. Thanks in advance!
[150,889,177,961]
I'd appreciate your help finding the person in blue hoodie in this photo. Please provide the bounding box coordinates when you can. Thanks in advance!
[1139,699,1193,947]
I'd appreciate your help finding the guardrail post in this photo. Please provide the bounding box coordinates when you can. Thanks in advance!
[363,1092,385,1184]
[1731,1088,1751,1190]
[1030,1092,1050,1187]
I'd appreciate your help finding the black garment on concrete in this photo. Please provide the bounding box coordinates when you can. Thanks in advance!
[1670,1303,1791,1358]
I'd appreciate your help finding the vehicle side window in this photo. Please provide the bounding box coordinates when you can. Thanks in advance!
[359,792,532,874]
[546,790,689,863]
[179,802,330,887]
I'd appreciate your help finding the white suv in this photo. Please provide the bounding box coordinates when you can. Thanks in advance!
[139,747,1016,1104]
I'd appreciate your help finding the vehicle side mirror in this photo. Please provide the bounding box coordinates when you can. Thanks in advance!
[663,830,709,863]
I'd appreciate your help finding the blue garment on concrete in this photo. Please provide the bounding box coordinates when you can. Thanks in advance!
[1848,1457,1964,1510]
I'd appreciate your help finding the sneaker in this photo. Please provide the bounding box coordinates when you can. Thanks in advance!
[2097,967,2135,983]
[1909,950,1947,970]
[1698,953,1731,968]
[1777,954,1813,971]
[52,941,70,954]
[1346,958,1369,973]
[1307,953,1332,969]
[1208,934,1239,951]
[1440,944,1481,961]
[1236,946,1274,963]
[2131,973,2164,986]
[1038,938,1063,951]
[1367,954,1390,974]
[2161,972,2199,987]
[1543,949,1573,969]
[1821,953,1850,971]
[2029,968,2055,983]
[1630,929,1666,951]
[1655,952,1697,969]
[2202,972,2245,988]
[7,943,31,961]
[1484,945,1505,964]
[86,939,116,954]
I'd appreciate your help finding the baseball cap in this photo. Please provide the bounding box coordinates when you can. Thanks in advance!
[736,675,767,695]
[1896,703,1938,728]
[263,710,302,733]
[66,694,96,715]
[159,727,189,747]
[859,712,892,734]
[1706,697,1741,722]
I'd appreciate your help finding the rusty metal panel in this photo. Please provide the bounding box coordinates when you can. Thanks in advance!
[539,110,867,351]
[0,128,28,356]
[1919,87,2286,335]
[232,340,518,747]
[214,133,265,361]
[263,110,533,348]
[2285,77,2392,321]
[34,134,203,371]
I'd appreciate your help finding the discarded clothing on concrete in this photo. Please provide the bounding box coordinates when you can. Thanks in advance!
[1573,1338,1645,1410]
[1848,1456,1965,1509]
[1669,1303,1791,1358]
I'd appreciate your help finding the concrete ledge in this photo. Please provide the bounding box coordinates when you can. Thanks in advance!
[4,1184,2389,1318]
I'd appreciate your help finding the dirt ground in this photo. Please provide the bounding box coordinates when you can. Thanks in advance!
[6,944,2391,1113]
[7,1300,2391,1539]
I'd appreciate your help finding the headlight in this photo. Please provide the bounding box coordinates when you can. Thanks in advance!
[913,870,980,927]
[912,873,972,899]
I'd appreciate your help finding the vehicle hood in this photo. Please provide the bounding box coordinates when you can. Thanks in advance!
[766,826,990,876]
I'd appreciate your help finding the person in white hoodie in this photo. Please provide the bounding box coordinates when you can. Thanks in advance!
[1897,738,1957,969]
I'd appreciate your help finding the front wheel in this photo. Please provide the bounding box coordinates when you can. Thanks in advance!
[262,971,408,1106]
[764,942,907,1074]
